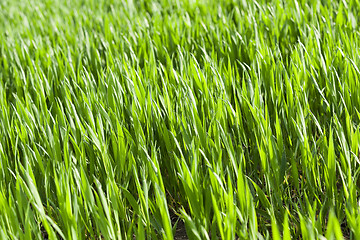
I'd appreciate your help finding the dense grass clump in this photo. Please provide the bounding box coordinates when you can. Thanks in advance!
[1,0,360,239]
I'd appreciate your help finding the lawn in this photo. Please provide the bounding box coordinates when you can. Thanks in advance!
[1,0,360,239]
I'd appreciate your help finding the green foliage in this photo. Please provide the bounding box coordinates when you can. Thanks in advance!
[1,0,360,239]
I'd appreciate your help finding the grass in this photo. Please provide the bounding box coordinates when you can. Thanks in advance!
[0,0,360,239]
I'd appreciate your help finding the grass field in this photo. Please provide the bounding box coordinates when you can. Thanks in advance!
[1,0,360,239]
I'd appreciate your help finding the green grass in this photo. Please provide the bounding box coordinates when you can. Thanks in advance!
[1,0,360,239]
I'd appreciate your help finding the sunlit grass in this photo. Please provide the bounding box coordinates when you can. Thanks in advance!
[1,0,360,239]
